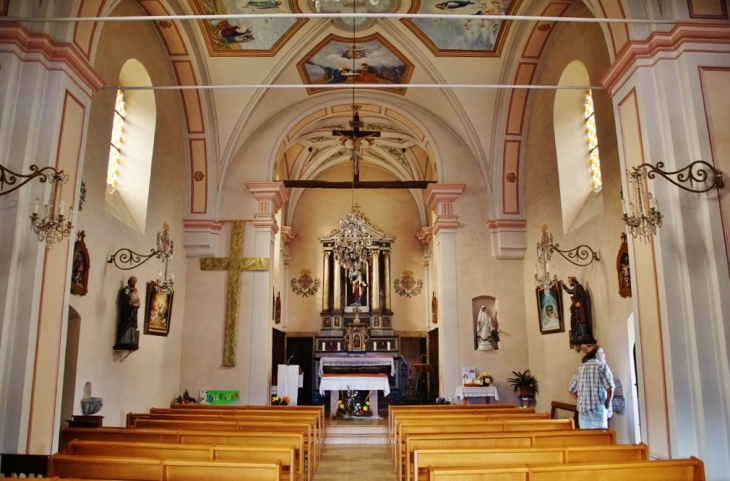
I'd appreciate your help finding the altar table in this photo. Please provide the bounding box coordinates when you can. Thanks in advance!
[317,356,395,377]
[319,374,390,417]
[454,385,499,405]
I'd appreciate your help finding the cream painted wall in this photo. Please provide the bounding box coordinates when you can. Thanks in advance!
[69,0,187,427]
[521,3,634,443]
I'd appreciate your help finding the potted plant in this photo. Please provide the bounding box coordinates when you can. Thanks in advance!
[507,370,539,398]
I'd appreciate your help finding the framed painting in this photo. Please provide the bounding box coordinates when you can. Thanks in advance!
[144,282,174,336]
[536,281,564,334]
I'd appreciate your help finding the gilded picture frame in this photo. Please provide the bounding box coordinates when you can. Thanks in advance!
[144,282,174,336]
[536,281,564,334]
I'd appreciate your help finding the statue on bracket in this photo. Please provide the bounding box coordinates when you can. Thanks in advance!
[616,233,631,298]
[563,276,597,346]
[113,276,140,351]
[70,231,90,296]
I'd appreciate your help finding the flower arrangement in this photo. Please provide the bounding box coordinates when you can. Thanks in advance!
[435,396,454,405]
[174,389,197,404]
[332,390,372,419]
[271,395,290,406]
[477,372,494,385]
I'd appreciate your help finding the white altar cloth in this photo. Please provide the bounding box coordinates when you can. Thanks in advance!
[455,385,499,401]
[276,364,300,406]
[319,374,390,396]
[317,356,395,377]
[319,374,390,418]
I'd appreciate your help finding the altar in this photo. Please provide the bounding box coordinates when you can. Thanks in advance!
[454,385,499,405]
[318,357,394,417]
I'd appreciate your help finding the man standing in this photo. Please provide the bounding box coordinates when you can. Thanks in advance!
[568,346,615,429]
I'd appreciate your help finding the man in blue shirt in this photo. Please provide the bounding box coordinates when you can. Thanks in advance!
[568,345,614,429]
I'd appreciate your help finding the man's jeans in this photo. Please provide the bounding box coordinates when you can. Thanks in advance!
[579,405,608,429]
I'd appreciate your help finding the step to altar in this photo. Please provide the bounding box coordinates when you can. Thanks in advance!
[324,420,388,445]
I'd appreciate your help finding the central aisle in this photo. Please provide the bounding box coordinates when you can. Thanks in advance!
[313,445,396,481]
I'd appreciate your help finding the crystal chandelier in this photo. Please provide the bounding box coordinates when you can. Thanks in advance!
[333,205,372,272]
[622,167,662,243]
[154,223,175,295]
[534,224,558,291]
[29,170,74,249]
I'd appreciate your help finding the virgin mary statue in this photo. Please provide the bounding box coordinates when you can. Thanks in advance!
[476,306,494,351]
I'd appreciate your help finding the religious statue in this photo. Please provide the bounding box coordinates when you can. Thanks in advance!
[114,276,140,350]
[475,306,498,351]
[563,276,596,345]
[349,268,367,306]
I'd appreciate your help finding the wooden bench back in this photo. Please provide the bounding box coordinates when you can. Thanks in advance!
[412,444,649,481]
[402,430,615,481]
[47,455,282,481]
[65,440,297,480]
[58,427,305,481]
[427,458,705,481]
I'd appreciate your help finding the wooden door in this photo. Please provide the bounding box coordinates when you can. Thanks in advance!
[271,328,286,386]
[428,328,439,403]
[286,337,314,405]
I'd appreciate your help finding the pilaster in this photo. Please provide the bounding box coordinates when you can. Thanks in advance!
[421,183,465,400]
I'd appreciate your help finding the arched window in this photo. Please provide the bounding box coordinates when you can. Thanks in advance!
[584,90,602,190]
[554,61,603,233]
[106,89,125,188]
[105,59,156,233]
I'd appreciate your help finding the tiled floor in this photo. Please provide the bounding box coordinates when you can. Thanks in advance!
[313,444,396,480]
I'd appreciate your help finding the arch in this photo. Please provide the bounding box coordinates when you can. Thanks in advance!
[554,60,603,233]
[104,58,155,233]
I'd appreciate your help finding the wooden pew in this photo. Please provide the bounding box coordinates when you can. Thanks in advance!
[128,418,315,477]
[427,457,706,481]
[65,440,298,481]
[388,404,532,448]
[47,455,282,481]
[58,427,306,481]
[129,410,322,465]
[411,444,649,481]
[402,429,616,481]
[388,405,519,441]
[148,406,324,465]
[163,404,325,436]
[394,418,574,471]
[388,411,544,457]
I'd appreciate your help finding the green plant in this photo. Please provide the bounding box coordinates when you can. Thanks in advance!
[507,370,539,397]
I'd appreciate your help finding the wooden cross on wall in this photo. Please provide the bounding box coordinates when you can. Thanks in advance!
[200,221,269,367]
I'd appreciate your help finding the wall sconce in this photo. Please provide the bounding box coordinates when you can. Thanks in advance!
[1,164,74,249]
[535,224,600,290]
[108,223,174,295]
[622,161,725,242]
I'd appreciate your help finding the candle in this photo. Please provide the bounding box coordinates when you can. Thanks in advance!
[68,205,73,223]
[337,342,341,351]
[387,342,391,350]
[321,342,325,351]
[33,198,39,215]
[373,342,377,351]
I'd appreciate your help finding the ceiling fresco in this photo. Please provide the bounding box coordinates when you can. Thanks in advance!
[191,0,306,56]
[401,0,520,56]
[297,33,414,94]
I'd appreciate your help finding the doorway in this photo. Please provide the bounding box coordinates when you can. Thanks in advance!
[60,307,81,428]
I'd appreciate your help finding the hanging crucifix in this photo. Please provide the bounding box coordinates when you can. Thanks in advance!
[332,105,380,182]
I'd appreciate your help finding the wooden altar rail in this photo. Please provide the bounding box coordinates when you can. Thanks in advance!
[426,458,706,481]
[128,411,322,465]
[400,428,611,481]
[388,408,537,454]
[65,440,297,481]
[394,419,574,481]
[58,427,305,481]
[46,455,282,481]
[410,444,649,481]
